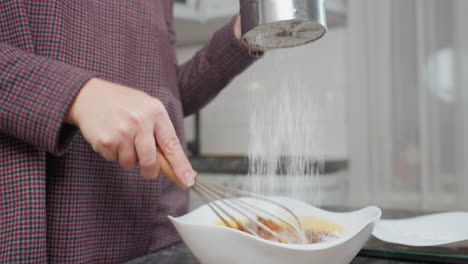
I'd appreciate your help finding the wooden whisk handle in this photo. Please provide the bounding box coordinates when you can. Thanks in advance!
[156,149,196,189]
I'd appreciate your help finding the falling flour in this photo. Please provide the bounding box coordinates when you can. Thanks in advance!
[247,49,325,205]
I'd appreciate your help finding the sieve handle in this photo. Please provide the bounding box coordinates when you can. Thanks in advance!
[156,148,196,189]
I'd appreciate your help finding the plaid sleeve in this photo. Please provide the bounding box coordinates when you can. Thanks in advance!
[0,42,95,156]
[174,17,262,116]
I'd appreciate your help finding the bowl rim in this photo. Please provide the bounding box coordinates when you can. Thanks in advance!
[169,197,382,251]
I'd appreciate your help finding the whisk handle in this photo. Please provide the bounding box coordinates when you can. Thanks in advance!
[156,148,196,189]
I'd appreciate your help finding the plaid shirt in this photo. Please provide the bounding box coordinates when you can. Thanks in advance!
[0,1,257,263]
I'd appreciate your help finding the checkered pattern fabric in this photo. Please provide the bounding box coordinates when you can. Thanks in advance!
[0,1,258,263]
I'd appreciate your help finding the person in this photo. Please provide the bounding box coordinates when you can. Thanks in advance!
[0,1,261,262]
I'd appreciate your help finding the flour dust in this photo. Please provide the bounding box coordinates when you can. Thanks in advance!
[247,49,325,206]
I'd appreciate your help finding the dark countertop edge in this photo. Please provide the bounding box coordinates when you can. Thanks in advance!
[125,243,432,264]
[189,156,348,175]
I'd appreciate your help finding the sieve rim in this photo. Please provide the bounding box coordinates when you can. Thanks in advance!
[241,18,327,50]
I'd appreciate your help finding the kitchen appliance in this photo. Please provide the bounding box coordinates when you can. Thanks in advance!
[239,0,327,49]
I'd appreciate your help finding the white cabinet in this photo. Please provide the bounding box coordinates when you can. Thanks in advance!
[174,0,346,22]
[174,0,238,21]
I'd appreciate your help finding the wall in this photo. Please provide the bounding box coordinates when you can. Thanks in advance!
[177,28,347,160]
[346,0,468,211]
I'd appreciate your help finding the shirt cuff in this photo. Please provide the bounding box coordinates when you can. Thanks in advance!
[204,16,263,80]
[226,16,265,60]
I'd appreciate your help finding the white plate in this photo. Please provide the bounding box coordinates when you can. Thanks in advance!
[170,197,381,264]
[373,212,468,248]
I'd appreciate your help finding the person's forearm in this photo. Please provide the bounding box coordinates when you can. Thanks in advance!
[176,15,263,116]
[0,42,95,155]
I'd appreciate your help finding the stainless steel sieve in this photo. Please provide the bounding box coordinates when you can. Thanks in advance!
[239,0,327,50]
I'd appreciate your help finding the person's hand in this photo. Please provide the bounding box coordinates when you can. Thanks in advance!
[234,14,264,52]
[66,78,195,187]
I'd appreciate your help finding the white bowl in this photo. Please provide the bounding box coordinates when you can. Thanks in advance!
[169,197,381,264]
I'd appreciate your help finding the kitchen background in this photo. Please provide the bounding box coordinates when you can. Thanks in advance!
[173,0,468,212]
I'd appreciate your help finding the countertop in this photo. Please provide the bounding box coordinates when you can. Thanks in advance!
[189,156,348,174]
[126,242,428,264]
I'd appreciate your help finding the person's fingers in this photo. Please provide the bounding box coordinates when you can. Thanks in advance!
[135,125,159,180]
[153,106,194,187]
[117,139,138,170]
[94,136,119,162]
